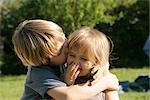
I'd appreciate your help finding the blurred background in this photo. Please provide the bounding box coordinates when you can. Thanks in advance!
[0,0,149,100]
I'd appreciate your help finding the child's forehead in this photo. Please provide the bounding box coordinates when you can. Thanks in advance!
[69,41,92,52]
[69,47,81,52]
[69,47,88,55]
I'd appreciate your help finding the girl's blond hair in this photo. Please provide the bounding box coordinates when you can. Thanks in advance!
[67,26,111,66]
[12,20,65,67]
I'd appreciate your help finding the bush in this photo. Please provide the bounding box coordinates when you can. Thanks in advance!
[96,0,149,67]
[1,55,27,75]
[0,0,136,74]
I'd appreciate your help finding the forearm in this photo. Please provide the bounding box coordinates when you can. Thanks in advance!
[105,91,119,100]
[47,82,107,100]
[47,75,118,100]
[47,87,69,100]
[67,83,107,99]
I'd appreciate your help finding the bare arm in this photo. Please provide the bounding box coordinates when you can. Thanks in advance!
[105,91,119,100]
[47,75,119,100]
[103,71,119,100]
[47,81,106,100]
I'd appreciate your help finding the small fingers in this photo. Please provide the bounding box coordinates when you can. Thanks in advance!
[66,64,80,83]
[93,68,104,79]
[91,66,99,75]
[71,65,79,80]
[73,69,80,80]
[67,63,76,73]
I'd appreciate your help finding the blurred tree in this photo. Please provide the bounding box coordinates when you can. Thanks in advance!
[0,0,27,74]
[0,0,137,74]
[96,0,149,67]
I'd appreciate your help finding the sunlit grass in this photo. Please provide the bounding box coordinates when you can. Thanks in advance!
[0,75,25,100]
[110,67,150,100]
[111,67,150,82]
[0,67,149,100]
[119,92,150,100]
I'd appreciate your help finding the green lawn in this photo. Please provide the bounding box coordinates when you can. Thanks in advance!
[0,75,25,100]
[110,67,150,100]
[0,67,149,100]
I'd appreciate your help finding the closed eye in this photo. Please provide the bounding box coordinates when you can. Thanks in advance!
[81,57,88,61]
[68,54,75,57]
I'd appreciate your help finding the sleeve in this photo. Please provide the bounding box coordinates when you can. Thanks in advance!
[28,67,67,97]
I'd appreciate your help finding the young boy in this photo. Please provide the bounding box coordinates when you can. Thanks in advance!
[12,19,119,100]
[64,26,119,100]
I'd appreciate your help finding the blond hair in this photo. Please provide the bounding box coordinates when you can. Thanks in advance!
[67,26,111,66]
[12,19,66,67]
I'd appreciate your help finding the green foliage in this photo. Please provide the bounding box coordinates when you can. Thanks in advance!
[1,55,27,75]
[0,0,137,74]
[96,0,149,67]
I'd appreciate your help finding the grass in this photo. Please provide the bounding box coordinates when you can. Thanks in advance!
[0,75,25,100]
[110,67,150,82]
[110,67,150,100]
[0,67,149,100]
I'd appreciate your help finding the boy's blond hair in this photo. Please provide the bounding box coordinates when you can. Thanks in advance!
[12,20,66,67]
[67,26,111,67]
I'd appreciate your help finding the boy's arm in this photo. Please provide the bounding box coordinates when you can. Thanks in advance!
[103,71,120,100]
[47,82,105,100]
[105,91,119,100]
[47,75,119,100]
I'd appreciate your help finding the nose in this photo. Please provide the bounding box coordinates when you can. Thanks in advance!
[72,58,80,66]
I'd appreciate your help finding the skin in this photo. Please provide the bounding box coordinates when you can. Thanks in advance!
[50,40,67,65]
[65,48,110,85]
[47,41,119,100]
[64,46,120,100]
[67,49,94,77]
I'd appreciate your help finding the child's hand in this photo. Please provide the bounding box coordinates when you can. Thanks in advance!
[91,62,109,85]
[64,64,80,85]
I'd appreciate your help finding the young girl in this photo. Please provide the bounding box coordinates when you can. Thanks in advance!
[64,26,119,100]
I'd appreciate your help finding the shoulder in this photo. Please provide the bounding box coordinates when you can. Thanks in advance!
[31,65,54,73]
[29,65,59,81]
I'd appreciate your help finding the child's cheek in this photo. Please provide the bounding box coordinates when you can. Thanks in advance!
[67,57,73,66]
[83,62,93,68]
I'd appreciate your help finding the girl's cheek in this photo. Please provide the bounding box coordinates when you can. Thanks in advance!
[80,63,88,69]
[82,62,93,69]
